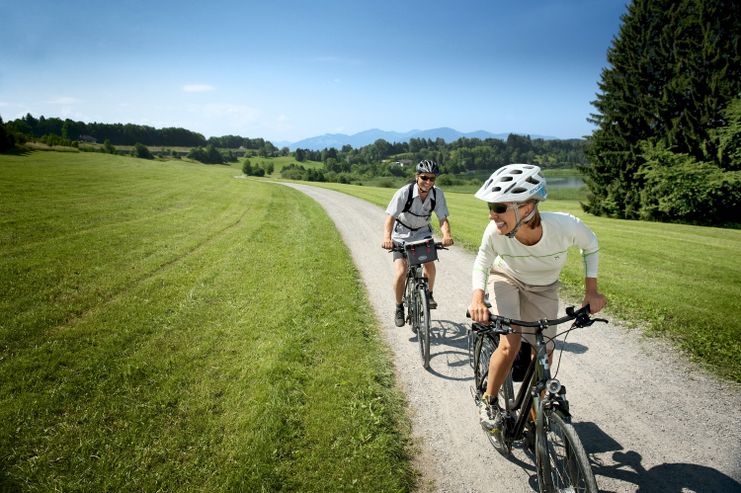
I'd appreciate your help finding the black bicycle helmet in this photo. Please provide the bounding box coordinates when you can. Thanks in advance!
[416,160,441,175]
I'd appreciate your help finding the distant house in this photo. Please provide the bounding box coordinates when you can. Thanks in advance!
[78,135,97,144]
[394,160,412,167]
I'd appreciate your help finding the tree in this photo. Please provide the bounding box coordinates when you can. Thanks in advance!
[0,116,15,152]
[637,141,740,226]
[711,97,741,171]
[134,143,154,159]
[103,139,116,154]
[584,0,741,219]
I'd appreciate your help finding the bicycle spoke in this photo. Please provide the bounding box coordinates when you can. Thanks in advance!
[537,411,597,493]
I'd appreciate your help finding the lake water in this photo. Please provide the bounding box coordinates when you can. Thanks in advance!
[547,176,585,188]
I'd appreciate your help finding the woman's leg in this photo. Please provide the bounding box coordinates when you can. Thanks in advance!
[486,332,521,398]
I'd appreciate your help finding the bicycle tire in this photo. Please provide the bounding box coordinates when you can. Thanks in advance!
[473,334,514,455]
[535,409,597,493]
[416,285,431,368]
[405,276,416,330]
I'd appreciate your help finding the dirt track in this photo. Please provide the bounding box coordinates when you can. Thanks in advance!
[284,183,741,493]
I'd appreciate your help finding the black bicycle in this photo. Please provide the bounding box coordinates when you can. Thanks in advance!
[389,238,446,369]
[468,304,608,493]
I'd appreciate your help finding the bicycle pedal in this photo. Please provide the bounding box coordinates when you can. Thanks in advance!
[469,386,480,401]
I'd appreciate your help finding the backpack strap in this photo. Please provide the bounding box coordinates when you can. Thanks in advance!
[401,182,415,213]
[402,183,436,214]
[395,183,437,232]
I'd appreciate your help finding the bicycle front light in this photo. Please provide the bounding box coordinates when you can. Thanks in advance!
[546,379,562,395]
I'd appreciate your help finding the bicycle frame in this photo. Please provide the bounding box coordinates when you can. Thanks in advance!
[389,241,446,370]
[471,306,603,447]
[503,324,567,449]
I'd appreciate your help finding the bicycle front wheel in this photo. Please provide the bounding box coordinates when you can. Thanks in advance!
[415,285,431,369]
[535,409,597,493]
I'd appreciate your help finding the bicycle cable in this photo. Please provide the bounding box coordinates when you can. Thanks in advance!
[550,323,579,380]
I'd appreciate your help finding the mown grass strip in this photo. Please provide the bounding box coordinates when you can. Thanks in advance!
[308,181,741,382]
[0,152,415,492]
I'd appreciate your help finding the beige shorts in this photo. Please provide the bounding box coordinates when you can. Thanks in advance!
[487,271,560,351]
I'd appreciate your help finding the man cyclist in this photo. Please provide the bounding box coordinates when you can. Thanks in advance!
[467,164,606,448]
[382,160,454,327]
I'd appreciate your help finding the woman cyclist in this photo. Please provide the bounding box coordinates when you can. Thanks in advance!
[382,160,454,327]
[467,164,606,448]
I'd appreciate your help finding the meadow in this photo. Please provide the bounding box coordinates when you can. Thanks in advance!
[312,181,741,383]
[0,152,415,492]
[2,150,739,492]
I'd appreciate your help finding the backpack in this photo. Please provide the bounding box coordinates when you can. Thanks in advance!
[402,181,436,214]
[395,182,437,232]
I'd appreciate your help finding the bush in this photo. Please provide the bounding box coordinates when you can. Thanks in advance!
[103,139,116,154]
[134,143,154,159]
[188,145,224,164]
[638,142,741,226]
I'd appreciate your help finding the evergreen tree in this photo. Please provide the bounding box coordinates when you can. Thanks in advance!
[584,0,741,218]
[0,115,15,152]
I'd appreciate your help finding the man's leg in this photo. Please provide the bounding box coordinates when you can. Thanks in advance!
[393,258,407,327]
[423,261,437,308]
[394,258,407,304]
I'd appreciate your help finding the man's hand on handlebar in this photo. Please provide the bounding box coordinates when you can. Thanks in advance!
[382,238,395,250]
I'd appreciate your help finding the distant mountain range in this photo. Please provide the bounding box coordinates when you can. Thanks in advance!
[275,127,562,151]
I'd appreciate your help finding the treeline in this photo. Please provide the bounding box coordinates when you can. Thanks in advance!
[295,133,588,173]
[585,0,740,226]
[2,114,280,154]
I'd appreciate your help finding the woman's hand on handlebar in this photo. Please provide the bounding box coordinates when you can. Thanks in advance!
[583,291,607,314]
[468,290,490,323]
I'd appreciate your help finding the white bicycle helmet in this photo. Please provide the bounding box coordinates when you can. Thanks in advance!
[474,164,548,203]
[416,159,441,175]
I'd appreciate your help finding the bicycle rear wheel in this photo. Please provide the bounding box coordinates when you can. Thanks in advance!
[415,285,431,368]
[473,334,514,455]
[535,409,597,493]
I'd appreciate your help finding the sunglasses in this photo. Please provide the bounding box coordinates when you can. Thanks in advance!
[487,203,511,213]
[418,175,436,182]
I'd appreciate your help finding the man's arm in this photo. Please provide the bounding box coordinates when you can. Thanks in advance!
[382,214,396,249]
[439,217,454,246]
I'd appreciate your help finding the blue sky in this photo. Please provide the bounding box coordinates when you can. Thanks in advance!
[0,0,628,143]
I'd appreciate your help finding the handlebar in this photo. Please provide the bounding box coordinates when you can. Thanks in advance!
[386,241,448,253]
[467,304,608,335]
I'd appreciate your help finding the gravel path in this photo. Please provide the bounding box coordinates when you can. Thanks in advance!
[284,183,741,493]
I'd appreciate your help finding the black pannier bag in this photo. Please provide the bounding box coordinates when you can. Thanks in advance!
[511,340,531,382]
[404,238,438,265]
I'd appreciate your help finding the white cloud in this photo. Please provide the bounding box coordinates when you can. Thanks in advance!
[183,84,215,93]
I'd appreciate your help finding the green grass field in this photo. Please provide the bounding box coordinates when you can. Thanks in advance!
[311,181,741,382]
[0,152,415,492]
[2,151,740,491]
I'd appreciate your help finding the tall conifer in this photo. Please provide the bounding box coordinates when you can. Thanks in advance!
[584,0,741,218]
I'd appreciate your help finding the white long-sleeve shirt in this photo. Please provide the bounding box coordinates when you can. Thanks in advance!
[472,212,599,289]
